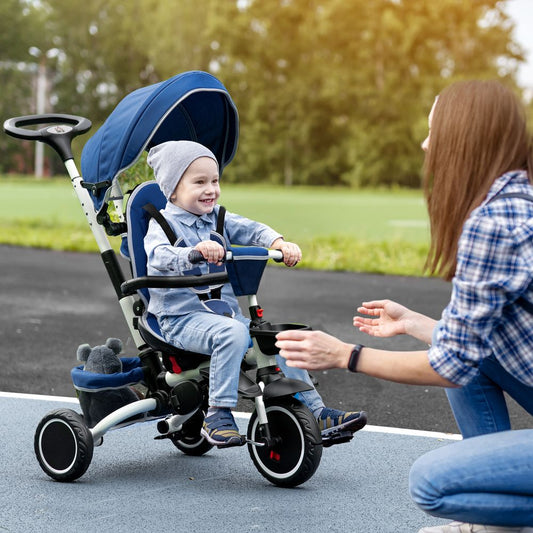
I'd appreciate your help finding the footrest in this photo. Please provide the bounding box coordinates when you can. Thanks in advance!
[215,434,247,449]
[322,430,354,448]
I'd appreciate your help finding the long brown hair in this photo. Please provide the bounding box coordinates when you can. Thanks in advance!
[423,80,533,281]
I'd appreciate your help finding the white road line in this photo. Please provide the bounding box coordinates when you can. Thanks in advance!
[0,390,461,440]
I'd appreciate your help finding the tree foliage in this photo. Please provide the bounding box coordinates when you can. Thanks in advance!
[0,0,49,173]
[0,0,526,186]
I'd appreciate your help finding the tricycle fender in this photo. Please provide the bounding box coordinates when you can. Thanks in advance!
[262,377,313,400]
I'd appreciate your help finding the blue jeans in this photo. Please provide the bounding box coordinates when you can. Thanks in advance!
[445,355,533,438]
[160,312,324,412]
[409,429,533,526]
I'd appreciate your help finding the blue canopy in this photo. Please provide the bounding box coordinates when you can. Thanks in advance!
[81,71,239,210]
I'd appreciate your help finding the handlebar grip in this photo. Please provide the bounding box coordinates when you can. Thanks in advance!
[188,249,205,263]
[271,250,284,263]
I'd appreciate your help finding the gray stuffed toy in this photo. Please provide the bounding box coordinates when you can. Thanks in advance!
[76,338,139,428]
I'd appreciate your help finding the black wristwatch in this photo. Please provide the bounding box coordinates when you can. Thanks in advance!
[347,344,363,373]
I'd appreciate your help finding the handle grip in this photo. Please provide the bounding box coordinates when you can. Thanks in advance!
[188,249,206,263]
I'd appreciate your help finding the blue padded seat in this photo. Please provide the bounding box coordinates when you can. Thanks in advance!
[126,180,210,372]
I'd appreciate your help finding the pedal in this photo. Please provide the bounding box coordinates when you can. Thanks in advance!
[154,432,176,440]
[215,434,247,448]
[321,430,354,448]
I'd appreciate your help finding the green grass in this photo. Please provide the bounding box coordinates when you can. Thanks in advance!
[0,176,431,276]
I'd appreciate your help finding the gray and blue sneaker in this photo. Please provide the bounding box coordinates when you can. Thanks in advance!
[201,409,245,448]
[317,408,367,446]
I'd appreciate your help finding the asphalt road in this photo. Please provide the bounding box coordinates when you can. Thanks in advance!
[1,245,531,434]
[0,394,452,533]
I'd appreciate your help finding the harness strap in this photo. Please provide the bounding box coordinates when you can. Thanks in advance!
[486,192,533,314]
[216,205,226,236]
[211,206,226,300]
[143,203,178,245]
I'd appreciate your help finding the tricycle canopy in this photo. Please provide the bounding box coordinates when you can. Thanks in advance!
[80,70,239,210]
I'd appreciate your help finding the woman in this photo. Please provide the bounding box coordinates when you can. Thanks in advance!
[275,80,533,532]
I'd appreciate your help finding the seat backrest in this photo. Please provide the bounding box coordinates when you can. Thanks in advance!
[126,180,167,306]
[125,179,212,367]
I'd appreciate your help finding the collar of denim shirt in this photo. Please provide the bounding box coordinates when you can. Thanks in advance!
[164,201,216,227]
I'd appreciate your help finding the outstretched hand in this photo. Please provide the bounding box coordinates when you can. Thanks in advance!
[353,299,411,338]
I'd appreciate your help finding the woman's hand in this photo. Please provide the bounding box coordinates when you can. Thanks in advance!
[353,300,411,338]
[354,299,437,345]
[194,241,225,265]
[275,329,352,370]
[271,238,302,267]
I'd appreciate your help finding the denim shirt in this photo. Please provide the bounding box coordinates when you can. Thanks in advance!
[144,203,282,319]
[428,170,533,386]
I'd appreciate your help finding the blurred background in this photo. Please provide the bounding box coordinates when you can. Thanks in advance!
[1,0,532,188]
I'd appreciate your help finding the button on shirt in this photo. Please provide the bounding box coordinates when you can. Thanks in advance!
[429,170,533,386]
[144,203,282,319]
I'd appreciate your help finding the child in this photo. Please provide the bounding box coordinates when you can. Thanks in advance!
[144,140,366,447]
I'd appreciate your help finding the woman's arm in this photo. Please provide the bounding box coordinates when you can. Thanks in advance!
[275,329,457,387]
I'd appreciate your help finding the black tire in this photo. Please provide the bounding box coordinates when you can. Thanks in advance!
[247,399,322,487]
[169,410,213,456]
[34,409,94,482]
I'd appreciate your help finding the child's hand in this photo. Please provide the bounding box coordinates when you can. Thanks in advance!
[271,238,302,267]
[194,241,225,265]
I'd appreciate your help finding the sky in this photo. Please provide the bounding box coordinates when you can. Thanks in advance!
[505,0,533,88]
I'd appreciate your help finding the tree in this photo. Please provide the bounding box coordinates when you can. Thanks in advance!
[2,0,526,186]
[211,0,523,187]
[0,0,50,173]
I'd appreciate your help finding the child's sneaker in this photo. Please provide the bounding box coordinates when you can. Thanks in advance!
[418,522,531,532]
[317,408,367,436]
[201,409,245,448]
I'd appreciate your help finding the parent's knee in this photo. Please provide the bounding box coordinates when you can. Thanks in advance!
[409,454,444,514]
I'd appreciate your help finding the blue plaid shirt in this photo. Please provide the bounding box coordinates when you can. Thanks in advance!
[429,170,533,386]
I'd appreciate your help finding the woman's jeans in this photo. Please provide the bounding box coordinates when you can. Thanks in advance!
[160,311,324,412]
[409,429,533,526]
[445,355,533,438]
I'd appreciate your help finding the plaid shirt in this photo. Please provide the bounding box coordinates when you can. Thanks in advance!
[429,170,533,386]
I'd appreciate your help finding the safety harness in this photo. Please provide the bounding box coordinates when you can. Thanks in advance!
[143,203,234,317]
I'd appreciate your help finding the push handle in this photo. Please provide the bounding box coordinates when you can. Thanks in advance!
[3,113,92,161]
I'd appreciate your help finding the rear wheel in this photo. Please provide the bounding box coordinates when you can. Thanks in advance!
[34,409,93,482]
[247,399,322,487]
[169,410,213,456]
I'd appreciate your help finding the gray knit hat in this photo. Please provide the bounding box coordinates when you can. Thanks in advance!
[147,140,219,200]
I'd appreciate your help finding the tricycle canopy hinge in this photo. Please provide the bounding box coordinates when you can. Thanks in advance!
[81,179,112,196]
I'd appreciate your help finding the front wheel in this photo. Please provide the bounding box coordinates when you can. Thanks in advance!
[247,399,322,487]
[34,409,94,482]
